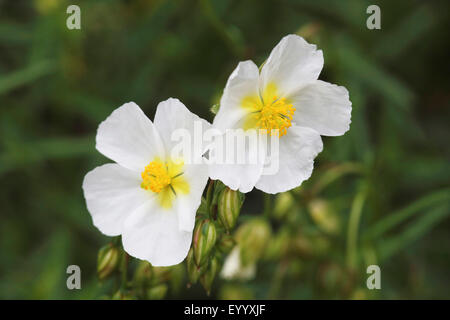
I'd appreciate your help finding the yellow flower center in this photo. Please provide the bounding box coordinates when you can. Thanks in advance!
[241,83,295,137]
[140,158,189,208]
[254,96,295,137]
[141,161,172,193]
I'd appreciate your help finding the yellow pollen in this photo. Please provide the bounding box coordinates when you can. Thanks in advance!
[141,160,172,193]
[254,96,295,137]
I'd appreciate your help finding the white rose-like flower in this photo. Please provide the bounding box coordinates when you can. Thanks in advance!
[82,98,210,266]
[211,34,352,193]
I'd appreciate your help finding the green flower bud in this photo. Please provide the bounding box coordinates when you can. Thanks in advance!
[97,244,120,280]
[217,234,235,255]
[200,255,220,296]
[263,227,290,261]
[292,233,330,257]
[187,248,207,285]
[291,233,313,256]
[236,218,271,266]
[146,284,168,300]
[193,219,217,266]
[308,199,340,234]
[133,260,153,287]
[217,187,243,231]
[150,266,173,286]
[273,192,295,220]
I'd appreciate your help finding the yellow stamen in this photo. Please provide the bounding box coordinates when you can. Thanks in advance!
[241,83,295,137]
[140,158,189,208]
[254,96,295,137]
[141,160,172,193]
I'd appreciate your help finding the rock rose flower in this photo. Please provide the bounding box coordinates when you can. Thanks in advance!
[82,98,210,266]
[210,34,352,193]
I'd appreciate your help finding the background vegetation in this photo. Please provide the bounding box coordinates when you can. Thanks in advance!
[0,0,449,299]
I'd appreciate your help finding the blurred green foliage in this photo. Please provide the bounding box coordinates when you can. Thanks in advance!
[0,0,449,299]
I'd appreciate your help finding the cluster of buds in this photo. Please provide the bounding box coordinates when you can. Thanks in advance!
[132,261,183,299]
[97,239,185,299]
[187,180,243,295]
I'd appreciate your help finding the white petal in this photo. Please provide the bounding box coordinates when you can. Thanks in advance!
[153,98,210,232]
[208,130,266,193]
[290,80,352,136]
[154,98,212,157]
[96,102,165,172]
[260,34,323,97]
[209,162,262,193]
[176,162,209,232]
[82,163,150,236]
[255,126,323,194]
[213,60,260,132]
[122,200,192,266]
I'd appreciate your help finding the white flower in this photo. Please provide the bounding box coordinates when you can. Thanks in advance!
[82,98,210,266]
[220,246,256,281]
[210,34,352,193]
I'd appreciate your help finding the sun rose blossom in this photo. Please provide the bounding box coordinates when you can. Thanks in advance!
[82,98,210,266]
[210,34,352,194]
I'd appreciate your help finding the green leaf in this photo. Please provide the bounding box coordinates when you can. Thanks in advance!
[377,204,449,261]
[363,188,450,241]
[0,136,94,175]
[0,60,56,96]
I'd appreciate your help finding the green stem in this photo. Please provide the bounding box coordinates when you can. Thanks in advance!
[268,259,288,299]
[205,179,214,218]
[198,0,244,58]
[346,186,367,269]
[120,251,129,291]
[263,193,272,219]
[311,162,364,196]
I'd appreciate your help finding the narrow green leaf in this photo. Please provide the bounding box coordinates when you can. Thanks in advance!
[363,188,450,241]
[0,60,56,95]
[377,204,449,261]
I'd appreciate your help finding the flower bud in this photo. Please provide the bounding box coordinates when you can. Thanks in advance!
[168,263,185,294]
[97,244,120,280]
[186,248,207,285]
[263,227,290,261]
[273,192,295,220]
[200,255,220,296]
[133,260,153,287]
[308,199,340,234]
[193,219,217,266]
[217,187,242,231]
[146,284,168,300]
[236,218,271,266]
[217,234,235,255]
[150,266,173,286]
[292,233,330,257]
